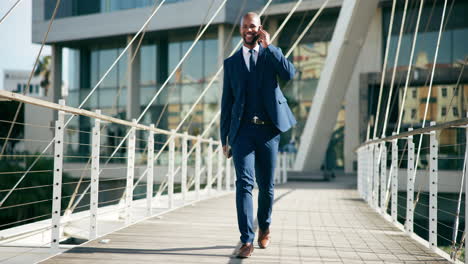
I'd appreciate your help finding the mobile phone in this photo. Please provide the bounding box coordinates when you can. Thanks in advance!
[257,25,263,43]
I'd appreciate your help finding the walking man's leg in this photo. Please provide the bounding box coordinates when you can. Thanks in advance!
[231,128,256,245]
[255,127,280,248]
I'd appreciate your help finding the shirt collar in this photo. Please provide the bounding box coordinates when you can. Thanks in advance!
[242,44,260,56]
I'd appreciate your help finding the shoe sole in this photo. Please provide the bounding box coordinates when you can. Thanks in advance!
[236,249,253,258]
[258,241,270,249]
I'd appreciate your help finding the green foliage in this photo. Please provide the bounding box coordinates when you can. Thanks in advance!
[0,101,24,153]
[0,156,74,230]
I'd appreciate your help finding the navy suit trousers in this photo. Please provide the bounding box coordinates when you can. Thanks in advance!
[231,120,280,244]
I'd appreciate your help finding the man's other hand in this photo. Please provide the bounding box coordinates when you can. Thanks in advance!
[223,145,232,158]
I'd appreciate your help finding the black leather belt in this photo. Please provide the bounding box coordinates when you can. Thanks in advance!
[251,116,271,125]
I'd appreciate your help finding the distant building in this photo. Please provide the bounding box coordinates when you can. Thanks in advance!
[2,69,44,97]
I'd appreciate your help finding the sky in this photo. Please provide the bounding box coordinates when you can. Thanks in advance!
[0,0,53,90]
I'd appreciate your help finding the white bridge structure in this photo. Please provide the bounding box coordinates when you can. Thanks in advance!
[0,0,467,263]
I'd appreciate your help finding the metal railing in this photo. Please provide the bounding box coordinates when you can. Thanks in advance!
[0,90,293,252]
[357,118,467,263]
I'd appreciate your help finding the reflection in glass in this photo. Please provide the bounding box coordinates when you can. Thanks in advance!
[99,49,118,88]
[204,39,218,82]
[140,44,157,86]
[182,41,203,83]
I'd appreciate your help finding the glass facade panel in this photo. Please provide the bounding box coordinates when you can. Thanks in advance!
[181,41,203,83]
[45,0,189,19]
[383,1,468,68]
[99,49,118,88]
[140,44,157,86]
[453,28,468,64]
[204,39,218,82]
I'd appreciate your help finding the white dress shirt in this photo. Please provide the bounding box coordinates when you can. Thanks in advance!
[242,45,259,72]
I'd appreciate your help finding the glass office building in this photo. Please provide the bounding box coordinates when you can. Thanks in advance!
[34,0,467,171]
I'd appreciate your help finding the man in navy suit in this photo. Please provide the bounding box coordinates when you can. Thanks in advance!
[220,12,296,258]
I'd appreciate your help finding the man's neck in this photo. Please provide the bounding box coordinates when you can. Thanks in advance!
[243,42,258,50]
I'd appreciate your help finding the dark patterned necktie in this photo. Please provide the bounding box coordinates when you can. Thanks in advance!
[249,49,256,72]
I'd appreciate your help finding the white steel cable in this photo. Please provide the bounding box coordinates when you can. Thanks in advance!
[0,0,63,206]
[372,0,397,140]
[451,139,467,251]
[0,0,62,158]
[100,0,279,205]
[285,0,329,58]
[380,0,409,138]
[411,0,448,184]
[0,0,23,25]
[99,0,228,165]
[201,0,330,142]
[383,0,425,210]
[68,0,229,211]
[78,0,165,110]
[0,0,166,208]
[395,0,425,135]
[127,0,315,194]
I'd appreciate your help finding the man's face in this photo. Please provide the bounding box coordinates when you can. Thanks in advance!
[240,15,261,45]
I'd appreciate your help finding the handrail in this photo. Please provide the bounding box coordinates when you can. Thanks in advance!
[356,117,468,150]
[0,90,217,144]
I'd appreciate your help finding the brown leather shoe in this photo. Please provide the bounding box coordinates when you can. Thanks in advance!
[258,228,271,249]
[236,243,254,258]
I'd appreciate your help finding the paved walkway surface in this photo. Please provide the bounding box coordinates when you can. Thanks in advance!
[41,175,450,263]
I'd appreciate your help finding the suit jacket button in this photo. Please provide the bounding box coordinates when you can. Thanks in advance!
[238,117,241,120]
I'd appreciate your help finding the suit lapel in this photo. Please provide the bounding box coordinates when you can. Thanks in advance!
[236,48,249,75]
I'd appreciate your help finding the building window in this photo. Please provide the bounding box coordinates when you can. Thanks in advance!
[412,88,417,99]
[453,86,459,96]
[441,87,447,97]
[17,83,21,92]
[453,107,459,117]
[441,106,447,116]
[411,108,417,119]
[29,84,33,94]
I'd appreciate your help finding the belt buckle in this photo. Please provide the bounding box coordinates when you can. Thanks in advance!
[253,116,262,125]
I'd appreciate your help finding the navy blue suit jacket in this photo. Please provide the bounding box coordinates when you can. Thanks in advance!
[220,44,297,146]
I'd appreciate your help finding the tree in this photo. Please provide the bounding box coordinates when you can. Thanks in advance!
[34,55,51,96]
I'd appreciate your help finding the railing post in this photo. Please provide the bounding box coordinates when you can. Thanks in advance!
[195,136,201,200]
[146,124,155,216]
[181,132,188,201]
[406,127,415,233]
[429,121,438,248]
[282,152,287,184]
[90,110,101,240]
[225,152,231,191]
[357,148,361,197]
[217,143,223,192]
[207,138,213,194]
[51,99,65,249]
[367,145,373,204]
[380,142,387,211]
[373,143,380,209]
[168,130,175,209]
[391,133,398,223]
[125,120,137,225]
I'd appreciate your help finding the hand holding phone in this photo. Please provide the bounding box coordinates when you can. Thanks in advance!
[257,26,271,48]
